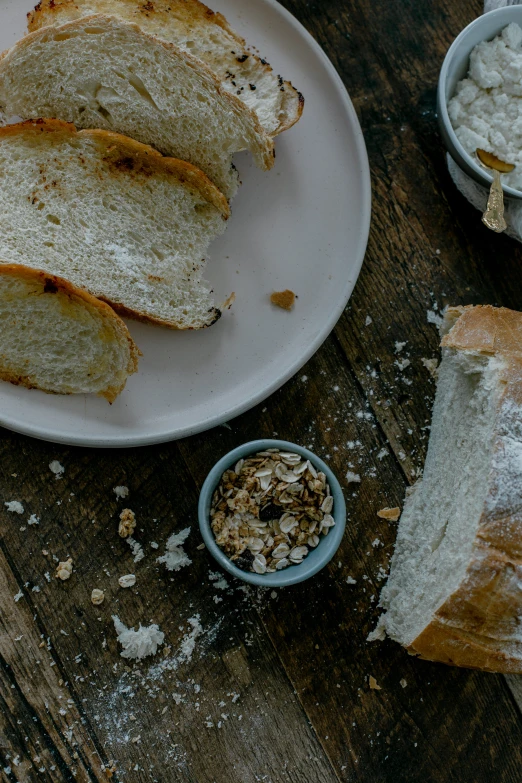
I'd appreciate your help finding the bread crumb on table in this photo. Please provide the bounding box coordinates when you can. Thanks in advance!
[5,501,24,514]
[369,675,382,690]
[49,460,64,478]
[113,485,129,499]
[377,507,401,521]
[270,289,296,310]
[55,558,73,581]
[118,508,136,538]
[112,615,164,660]
[91,588,105,605]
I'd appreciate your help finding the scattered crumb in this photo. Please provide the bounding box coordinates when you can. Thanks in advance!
[221,292,236,311]
[112,615,164,660]
[119,508,136,538]
[118,574,136,589]
[91,589,105,605]
[377,507,401,521]
[150,541,159,549]
[55,558,73,581]
[377,448,388,460]
[394,341,407,354]
[157,528,192,572]
[367,619,387,642]
[400,679,408,688]
[14,590,23,602]
[270,289,296,310]
[27,514,40,526]
[5,501,24,514]
[346,576,357,585]
[365,315,372,326]
[427,309,443,328]
[345,471,361,484]
[395,358,411,371]
[421,357,439,379]
[114,486,129,499]
[371,538,382,548]
[49,460,64,478]
[196,543,206,551]
[126,537,145,563]
[369,676,382,690]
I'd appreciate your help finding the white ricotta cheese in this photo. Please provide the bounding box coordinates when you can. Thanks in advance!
[449,22,522,190]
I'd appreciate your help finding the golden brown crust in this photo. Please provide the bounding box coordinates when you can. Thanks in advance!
[12,13,275,167]
[26,0,303,136]
[0,119,230,218]
[28,0,240,40]
[0,263,140,401]
[403,304,522,673]
[98,295,222,330]
[270,289,296,310]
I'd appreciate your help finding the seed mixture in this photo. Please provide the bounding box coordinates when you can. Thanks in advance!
[210,449,335,574]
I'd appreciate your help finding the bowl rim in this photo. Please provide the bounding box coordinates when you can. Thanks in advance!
[197,439,347,587]
[438,5,522,199]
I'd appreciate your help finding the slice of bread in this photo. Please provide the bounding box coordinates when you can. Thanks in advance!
[0,263,139,402]
[27,0,304,137]
[0,14,275,198]
[0,119,229,329]
[372,305,522,673]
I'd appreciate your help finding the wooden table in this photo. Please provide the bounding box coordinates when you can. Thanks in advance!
[3,1,522,781]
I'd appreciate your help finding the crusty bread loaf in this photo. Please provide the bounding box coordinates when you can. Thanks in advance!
[0,14,275,197]
[372,305,522,673]
[27,0,304,137]
[0,263,139,402]
[0,119,229,329]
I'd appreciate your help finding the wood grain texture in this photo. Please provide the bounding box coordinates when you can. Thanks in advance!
[3,0,522,781]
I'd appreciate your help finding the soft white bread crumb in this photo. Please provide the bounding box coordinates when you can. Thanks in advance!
[157,527,192,571]
[0,14,275,197]
[0,121,229,329]
[0,263,139,401]
[27,0,304,137]
[113,615,164,659]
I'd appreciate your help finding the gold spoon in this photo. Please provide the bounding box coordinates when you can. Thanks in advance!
[476,148,515,233]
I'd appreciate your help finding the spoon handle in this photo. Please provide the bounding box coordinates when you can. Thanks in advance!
[482,169,507,233]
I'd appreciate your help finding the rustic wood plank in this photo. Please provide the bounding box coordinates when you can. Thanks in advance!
[0,432,340,782]
[3,0,522,782]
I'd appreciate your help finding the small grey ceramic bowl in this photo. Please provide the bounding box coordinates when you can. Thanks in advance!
[198,439,346,587]
[438,5,522,198]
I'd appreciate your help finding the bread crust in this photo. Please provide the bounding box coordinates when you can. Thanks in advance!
[26,0,304,136]
[0,263,140,402]
[7,12,275,169]
[405,305,522,672]
[0,118,230,218]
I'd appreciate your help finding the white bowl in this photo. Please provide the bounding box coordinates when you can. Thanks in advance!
[438,5,522,199]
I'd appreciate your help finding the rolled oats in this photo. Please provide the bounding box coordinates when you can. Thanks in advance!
[210,449,335,574]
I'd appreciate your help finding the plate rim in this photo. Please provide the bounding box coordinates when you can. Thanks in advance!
[0,0,371,449]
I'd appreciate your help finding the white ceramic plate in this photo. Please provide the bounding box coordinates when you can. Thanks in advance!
[0,0,371,447]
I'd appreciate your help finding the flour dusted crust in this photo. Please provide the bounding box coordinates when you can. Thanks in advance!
[407,305,522,672]
[0,263,140,402]
[27,0,304,136]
